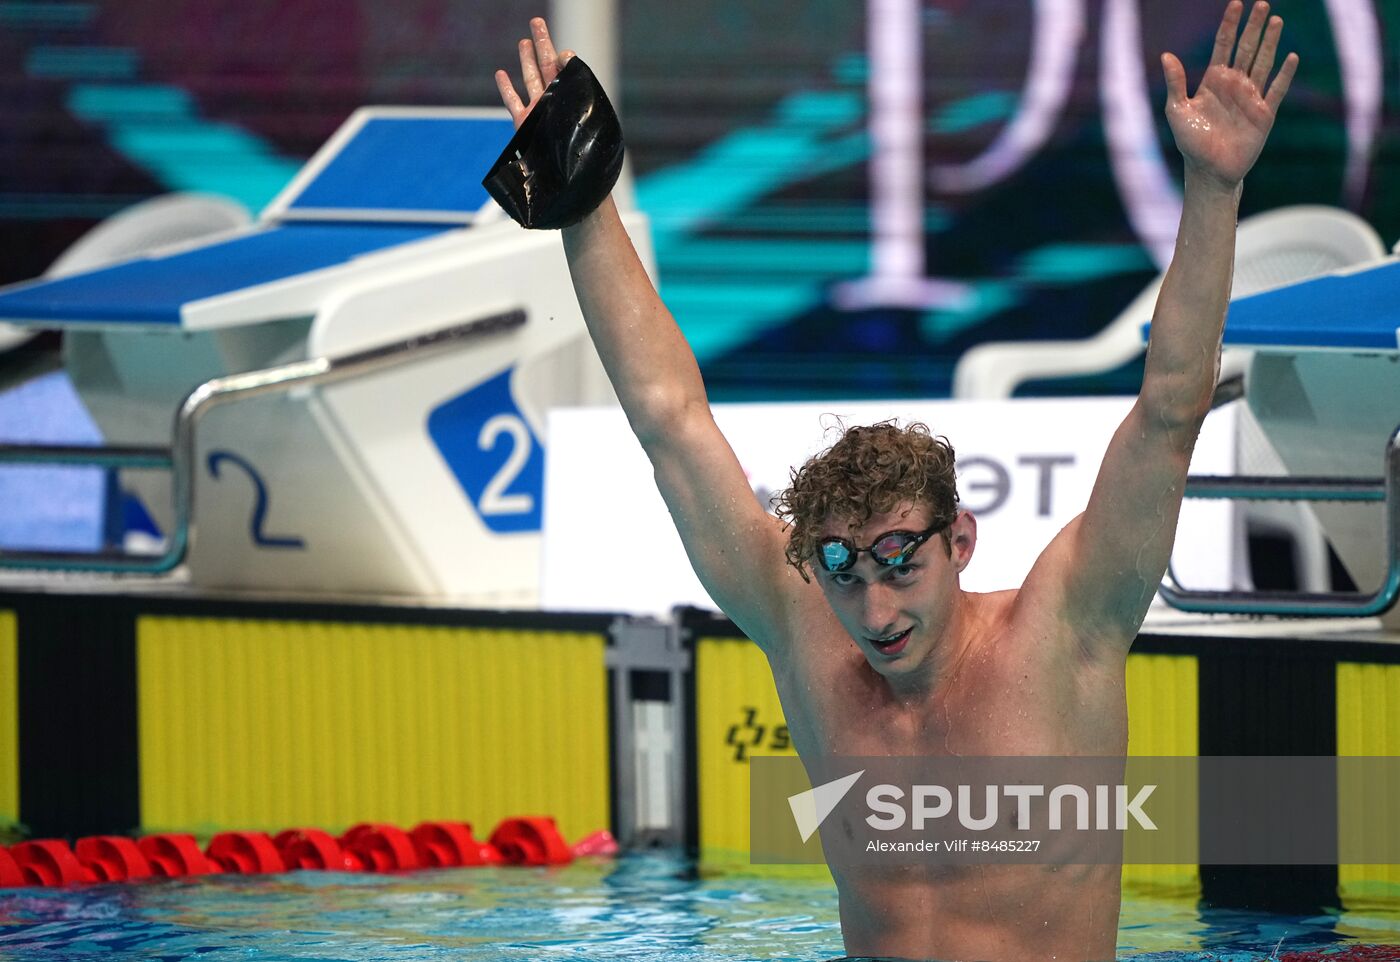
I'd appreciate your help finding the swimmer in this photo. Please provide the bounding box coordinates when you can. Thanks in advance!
[495,4,1296,959]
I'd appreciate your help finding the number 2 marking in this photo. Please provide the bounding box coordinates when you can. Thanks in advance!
[426,368,543,533]
[207,450,306,549]
[477,414,534,516]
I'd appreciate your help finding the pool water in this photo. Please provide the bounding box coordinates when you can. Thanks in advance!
[0,852,1397,960]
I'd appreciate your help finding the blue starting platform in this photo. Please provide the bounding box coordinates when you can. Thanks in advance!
[0,100,655,604]
[0,109,516,330]
[1223,257,1400,351]
[1198,246,1399,622]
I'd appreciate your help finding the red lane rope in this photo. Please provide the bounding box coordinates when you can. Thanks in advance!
[1,816,617,888]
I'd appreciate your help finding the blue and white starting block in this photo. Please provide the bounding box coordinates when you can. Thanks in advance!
[0,107,654,605]
[1164,256,1400,619]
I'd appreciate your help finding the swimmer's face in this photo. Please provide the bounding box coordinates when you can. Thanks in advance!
[814,502,974,679]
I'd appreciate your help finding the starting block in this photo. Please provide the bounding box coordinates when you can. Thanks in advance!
[1162,255,1400,620]
[0,107,653,605]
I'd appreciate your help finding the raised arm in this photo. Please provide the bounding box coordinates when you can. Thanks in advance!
[1030,0,1297,653]
[494,20,806,648]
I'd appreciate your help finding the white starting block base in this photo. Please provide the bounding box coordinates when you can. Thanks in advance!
[1250,351,1394,611]
[1226,255,1400,625]
[0,108,652,605]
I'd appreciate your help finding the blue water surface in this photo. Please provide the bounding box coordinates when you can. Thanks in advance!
[0,853,1397,961]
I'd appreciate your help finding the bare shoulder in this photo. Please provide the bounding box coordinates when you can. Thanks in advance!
[977,587,1070,664]
[972,588,1021,632]
[765,594,869,698]
[1006,521,1133,665]
[720,513,829,656]
[1013,517,1078,617]
[984,579,1129,747]
[953,588,1025,666]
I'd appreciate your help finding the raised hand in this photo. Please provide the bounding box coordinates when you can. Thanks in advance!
[1161,0,1298,190]
[495,17,575,130]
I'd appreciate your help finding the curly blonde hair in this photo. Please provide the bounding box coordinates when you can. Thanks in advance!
[772,420,959,580]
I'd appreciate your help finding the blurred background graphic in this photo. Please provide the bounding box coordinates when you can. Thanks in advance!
[0,0,1388,400]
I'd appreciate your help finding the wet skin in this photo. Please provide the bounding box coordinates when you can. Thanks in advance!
[496,2,1296,959]
[764,501,1127,961]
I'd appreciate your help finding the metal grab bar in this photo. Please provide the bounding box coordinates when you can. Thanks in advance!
[1158,423,1400,617]
[0,309,526,574]
[1184,475,1384,503]
[0,444,171,470]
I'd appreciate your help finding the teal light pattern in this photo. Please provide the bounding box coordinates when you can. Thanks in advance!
[26,45,135,79]
[53,56,1083,370]
[920,281,1022,344]
[0,2,94,28]
[1016,244,1156,283]
[930,91,1018,134]
[67,84,300,213]
[636,89,871,360]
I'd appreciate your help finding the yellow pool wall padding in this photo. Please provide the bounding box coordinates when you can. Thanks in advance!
[0,610,15,832]
[1122,653,1199,898]
[137,616,609,843]
[1337,660,1400,901]
[695,636,828,880]
[695,638,1200,897]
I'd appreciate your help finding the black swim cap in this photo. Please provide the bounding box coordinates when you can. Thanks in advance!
[483,57,625,230]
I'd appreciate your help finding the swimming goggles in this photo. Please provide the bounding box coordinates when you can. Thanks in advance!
[817,521,946,573]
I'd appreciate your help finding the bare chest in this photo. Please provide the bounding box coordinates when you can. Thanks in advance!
[774,619,1125,760]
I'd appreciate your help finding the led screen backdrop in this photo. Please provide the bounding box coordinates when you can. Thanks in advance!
[0,0,1391,398]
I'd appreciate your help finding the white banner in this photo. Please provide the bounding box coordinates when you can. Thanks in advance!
[543,398,1236,616]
